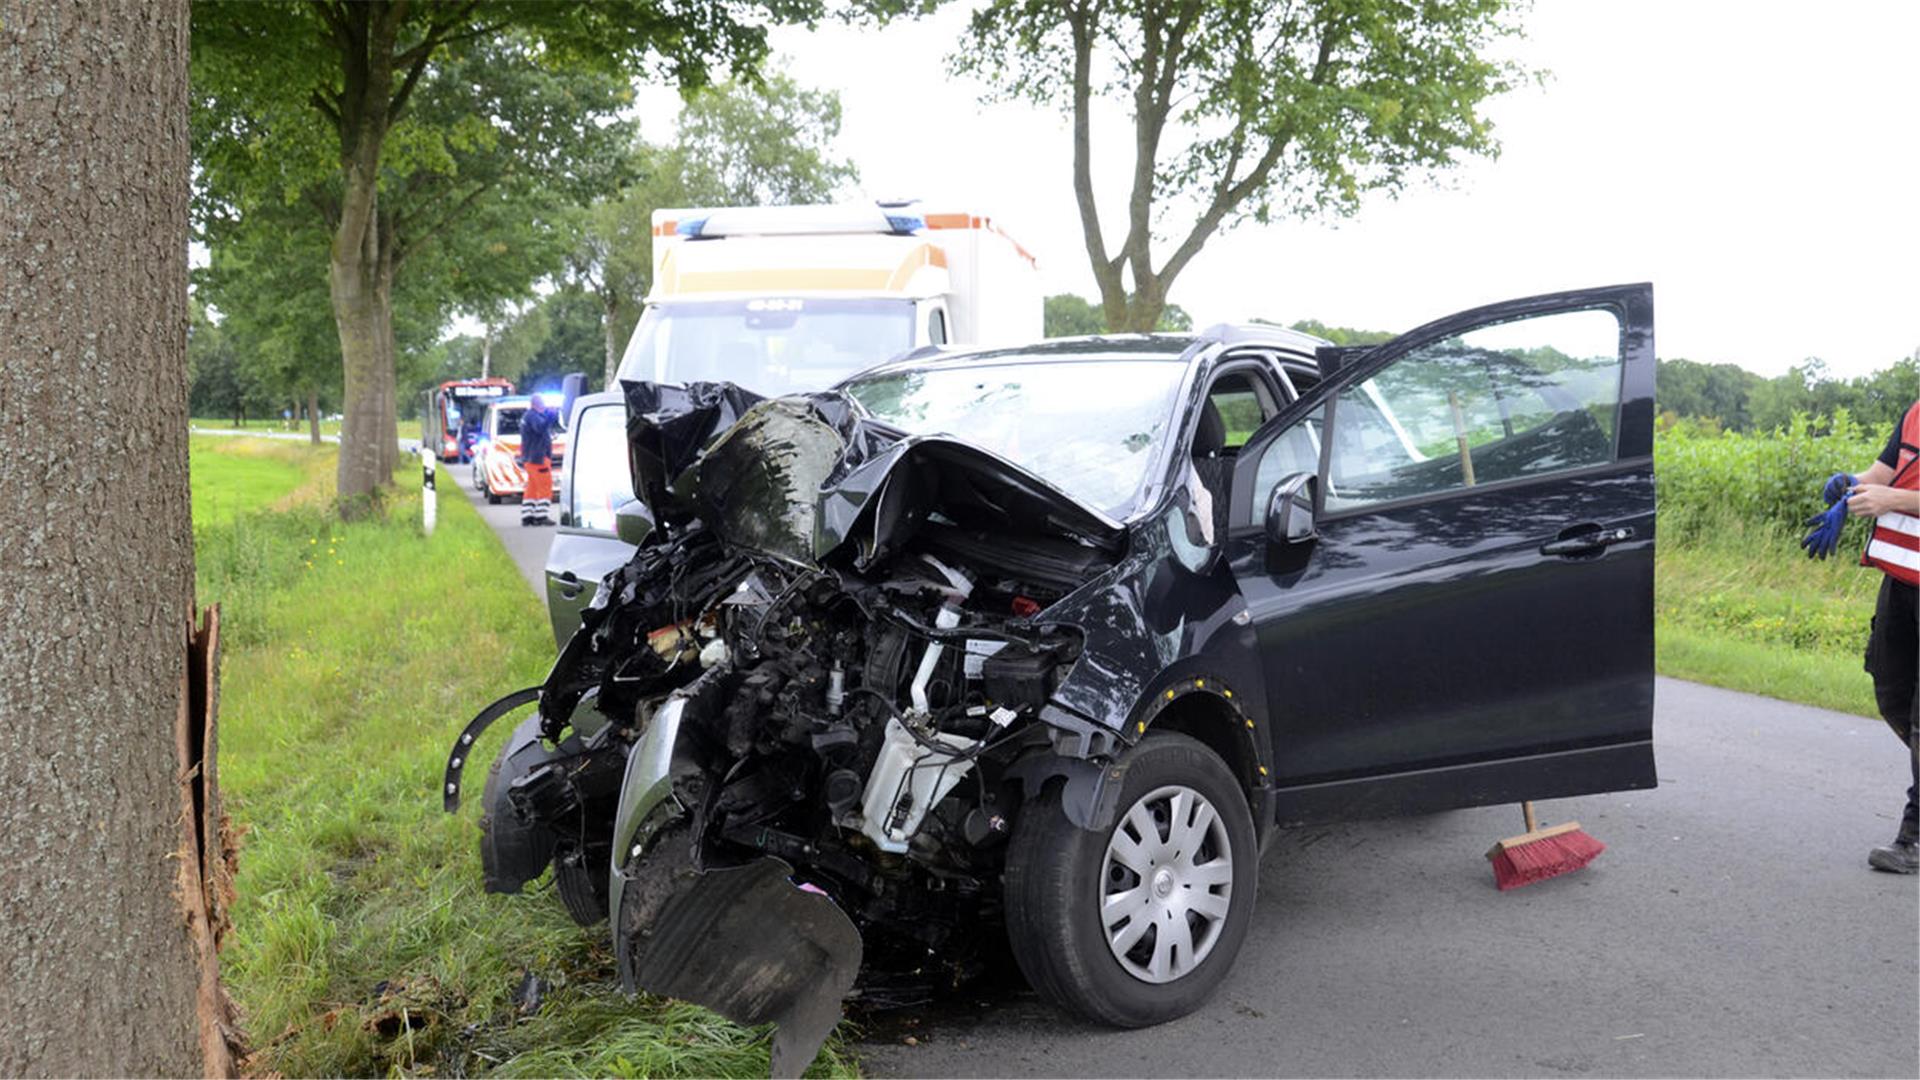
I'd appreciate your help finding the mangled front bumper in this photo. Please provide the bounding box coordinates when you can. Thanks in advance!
[608,685,863,1080]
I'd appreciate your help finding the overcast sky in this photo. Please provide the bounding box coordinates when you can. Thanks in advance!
[635,0,1916,379]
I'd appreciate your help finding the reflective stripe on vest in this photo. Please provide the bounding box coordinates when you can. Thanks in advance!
[1863,401,1920,586]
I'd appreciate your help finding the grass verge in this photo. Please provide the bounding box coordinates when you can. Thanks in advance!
[1655,514,1882,718]
[195,437,855,1077]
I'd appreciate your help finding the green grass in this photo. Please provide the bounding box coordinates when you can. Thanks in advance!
[1656,513,1882,718]
[196,438,857,1078]
[191,436,313,526]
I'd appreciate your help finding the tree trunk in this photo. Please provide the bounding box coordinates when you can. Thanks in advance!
[307,389,322,445]
[481,319,494,379]
[328,8,400,509]
[0,1,229,1075]
[329,197,396,506]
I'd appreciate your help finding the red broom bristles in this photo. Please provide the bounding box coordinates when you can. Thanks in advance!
[1488,827,1605,891]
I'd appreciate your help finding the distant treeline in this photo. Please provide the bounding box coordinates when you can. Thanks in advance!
[1654,355,1916,434]
[1281,319,1916,435]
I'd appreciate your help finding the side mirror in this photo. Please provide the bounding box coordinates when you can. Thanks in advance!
[1265,472,1316,545]
[614,500,656,547]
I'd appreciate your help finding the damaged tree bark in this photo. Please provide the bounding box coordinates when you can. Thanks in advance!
[0,1,236,1074]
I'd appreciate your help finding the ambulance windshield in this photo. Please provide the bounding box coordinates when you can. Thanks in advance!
[617,298,916,397]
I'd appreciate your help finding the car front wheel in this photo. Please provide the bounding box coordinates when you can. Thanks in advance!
[1003,731,1258,1027]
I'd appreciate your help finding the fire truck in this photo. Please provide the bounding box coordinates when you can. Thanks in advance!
[421,377,514,463]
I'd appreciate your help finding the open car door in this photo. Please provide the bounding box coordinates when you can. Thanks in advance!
[1225,284,1657,824]
[545,393,641,648]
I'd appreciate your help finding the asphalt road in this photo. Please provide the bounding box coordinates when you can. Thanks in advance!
[462,480,1918,1079]
[447,455,554,599]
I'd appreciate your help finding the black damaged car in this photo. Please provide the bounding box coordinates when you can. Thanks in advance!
[445,284,1658,1075]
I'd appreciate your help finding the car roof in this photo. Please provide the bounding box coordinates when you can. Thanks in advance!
[846,324,1332,382]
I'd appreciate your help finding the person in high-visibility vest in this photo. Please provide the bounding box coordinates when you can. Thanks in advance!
[518,394,557,527]
[1811,399,1920,873]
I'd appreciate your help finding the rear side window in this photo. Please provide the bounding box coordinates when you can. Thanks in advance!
[1207,375,1268,451]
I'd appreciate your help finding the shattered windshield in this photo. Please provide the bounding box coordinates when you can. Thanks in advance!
[842,358,1187,518]
[618,298,917,397]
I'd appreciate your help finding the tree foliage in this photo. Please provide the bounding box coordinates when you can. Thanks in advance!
[1659,352,1917,435]
[192,0,812,507]
[954,0,1531,332]
[1282,318,1393,346]
[522,283,610,390]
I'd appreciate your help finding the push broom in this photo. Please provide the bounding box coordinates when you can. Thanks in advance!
[1486,801,1606,890]
[1441,391,1607,890]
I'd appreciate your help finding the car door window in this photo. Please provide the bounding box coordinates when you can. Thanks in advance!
[1322,308,1622,513]
[568,404,637,533]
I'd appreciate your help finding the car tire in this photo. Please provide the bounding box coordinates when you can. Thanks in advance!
[553,846,609,926]
[1004,731,1257,1028]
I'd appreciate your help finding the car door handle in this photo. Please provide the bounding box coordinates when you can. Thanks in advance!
[1540,525,1635,557]
[555,571,584,599]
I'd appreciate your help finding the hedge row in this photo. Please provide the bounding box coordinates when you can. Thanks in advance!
[1654,412,1884,543]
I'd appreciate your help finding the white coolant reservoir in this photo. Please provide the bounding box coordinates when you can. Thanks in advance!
[857,716,975,853]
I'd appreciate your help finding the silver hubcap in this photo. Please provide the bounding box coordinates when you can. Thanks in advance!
[1100,783,1234,984]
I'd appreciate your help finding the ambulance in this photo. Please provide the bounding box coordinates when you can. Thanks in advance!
[546,203,1044,645]
[612,201,1042,394]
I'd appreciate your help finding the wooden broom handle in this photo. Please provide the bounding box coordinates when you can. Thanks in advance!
[1448,390,1477,487]
[1522,800,1538,833]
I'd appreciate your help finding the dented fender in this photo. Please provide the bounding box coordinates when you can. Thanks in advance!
[605,672,861,1079]
[606,694,688,933]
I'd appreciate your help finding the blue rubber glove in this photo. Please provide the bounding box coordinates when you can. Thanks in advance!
[1801,494,1849,559]
[1821,472,1855,505]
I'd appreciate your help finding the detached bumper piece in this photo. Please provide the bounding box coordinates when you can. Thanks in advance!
[621,855,861,1079]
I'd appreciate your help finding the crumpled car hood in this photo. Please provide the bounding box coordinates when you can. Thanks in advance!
[622,379,1127,567]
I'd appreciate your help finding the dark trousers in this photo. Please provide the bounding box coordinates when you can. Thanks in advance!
[1866,576,1919,843]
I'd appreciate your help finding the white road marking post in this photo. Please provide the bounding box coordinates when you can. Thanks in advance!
[420,447,437,536]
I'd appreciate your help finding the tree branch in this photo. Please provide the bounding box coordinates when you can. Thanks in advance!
[1116,0,1200,295]
[309,89,342,133]
[1152,13,1351,286]
[308,0,349,47]
[393,181,493,267]
[399,14,509,66]
[1066,2,1119,310]
[388,45,433,121]
[1158,14,1342,287]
